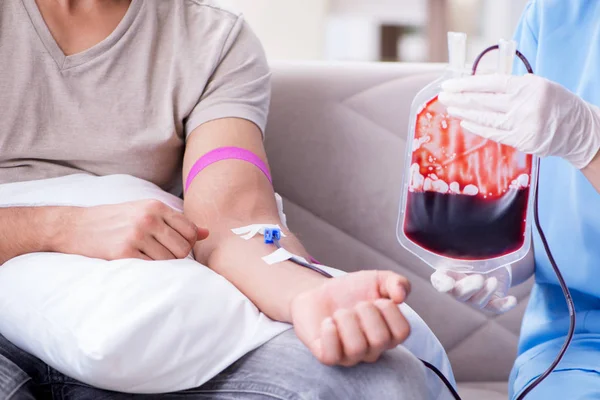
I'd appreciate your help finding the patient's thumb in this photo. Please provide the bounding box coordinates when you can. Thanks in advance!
[377,271,411,303]
[196,227,209,240]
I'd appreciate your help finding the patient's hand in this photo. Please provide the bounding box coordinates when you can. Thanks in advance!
[54,200,209,261]
[290,271,411,367]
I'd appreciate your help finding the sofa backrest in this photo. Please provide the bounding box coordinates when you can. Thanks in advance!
[265,61,533,383]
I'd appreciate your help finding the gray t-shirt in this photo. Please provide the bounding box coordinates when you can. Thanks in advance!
[0,0,270,195]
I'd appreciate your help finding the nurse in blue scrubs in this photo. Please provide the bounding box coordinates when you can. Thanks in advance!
[432,0,600,398]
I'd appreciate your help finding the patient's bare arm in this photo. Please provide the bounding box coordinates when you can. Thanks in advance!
[0,206,63,264]
[0,201,206,264]
[183,118,323,322]
[183,118,412,367]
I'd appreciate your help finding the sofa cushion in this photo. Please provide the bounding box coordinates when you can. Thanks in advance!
[458,382,509,400]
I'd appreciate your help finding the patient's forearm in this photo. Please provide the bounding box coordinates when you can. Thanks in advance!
[185,185,326,323]
[0,206,66,264]
[182,119,331,323]
[197,225,326,323]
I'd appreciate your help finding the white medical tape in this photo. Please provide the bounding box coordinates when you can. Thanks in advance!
[274,193,288,228]
[231,224,287,241]
[262,248,294,265]
[262,248,309,266]
[232,224,299,265]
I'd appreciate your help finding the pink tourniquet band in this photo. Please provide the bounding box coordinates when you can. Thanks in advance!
[185,147,272,193]
[186,149,322,265]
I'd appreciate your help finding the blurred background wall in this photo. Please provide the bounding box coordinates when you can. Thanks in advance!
[226,0,530,65]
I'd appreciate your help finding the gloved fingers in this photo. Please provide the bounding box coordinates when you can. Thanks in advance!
[460,121,516,147]
[431,270,459,293]
[431,269,471,293]
[491,266,513,294]
[447,107,513,131]
[442,74,512,94]
[453,274,486,302]
[486,295,518,314]
[468,277,499,309]
[438,92,511,113]
[443,269,470,282]
[461,120,535,153]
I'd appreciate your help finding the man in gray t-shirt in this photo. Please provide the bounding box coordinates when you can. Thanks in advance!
[2,0,269,195]
[0,1,429,399]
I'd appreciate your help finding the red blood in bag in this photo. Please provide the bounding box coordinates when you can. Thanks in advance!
[403,97,533,260]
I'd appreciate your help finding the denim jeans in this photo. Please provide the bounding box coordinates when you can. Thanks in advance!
[0,330,429,400]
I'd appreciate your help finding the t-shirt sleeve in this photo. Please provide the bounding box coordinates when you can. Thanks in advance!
[184,16,270,138]
[513,0,539,75]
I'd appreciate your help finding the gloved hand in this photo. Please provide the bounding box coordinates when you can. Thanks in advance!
[438,74,600,169]
[430,266,517,314]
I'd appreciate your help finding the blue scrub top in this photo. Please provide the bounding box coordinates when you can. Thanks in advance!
[510,0,600,394]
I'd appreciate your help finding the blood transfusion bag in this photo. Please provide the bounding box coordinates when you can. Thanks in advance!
[397,35,538,274]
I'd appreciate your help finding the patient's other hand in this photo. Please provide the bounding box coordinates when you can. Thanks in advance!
[290,270,411,367]
[54,200,209,261]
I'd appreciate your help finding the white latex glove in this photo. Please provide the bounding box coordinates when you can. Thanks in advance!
[430,266,517,314]
[439,74,600,169]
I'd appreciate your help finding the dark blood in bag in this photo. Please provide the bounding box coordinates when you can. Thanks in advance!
[403,97,533,260]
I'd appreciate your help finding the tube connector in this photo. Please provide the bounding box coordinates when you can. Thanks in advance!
[447,32,467,73]
[264,227,282,244]
[497,39,518,75]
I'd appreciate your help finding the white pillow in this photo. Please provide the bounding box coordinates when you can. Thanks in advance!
[0,174,290,393]
[0,254,290,393]
[0,174,454,397]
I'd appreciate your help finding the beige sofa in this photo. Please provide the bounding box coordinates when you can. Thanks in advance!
[265,61,534,400]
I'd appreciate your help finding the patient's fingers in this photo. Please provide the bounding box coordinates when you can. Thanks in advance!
[334,309,368,366]
[356,302,392,363]
[374,299,410,345]
[377,271,411,303]
[140,236,176,261]
[154,220,195,259]
[318,318,342,366]
[164,211,202,245]
[196,227,210,240]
